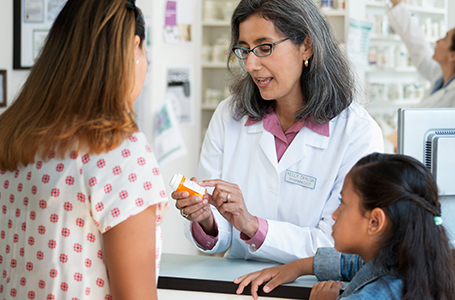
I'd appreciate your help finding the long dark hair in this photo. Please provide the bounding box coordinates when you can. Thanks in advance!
[228,0,355,123]
[0,0,145,171]
[350,153,455,300]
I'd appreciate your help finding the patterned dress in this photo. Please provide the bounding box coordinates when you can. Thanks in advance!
[0,132,168,299]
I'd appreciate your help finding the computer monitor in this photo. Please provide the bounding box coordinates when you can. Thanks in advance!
[397,108,455,196]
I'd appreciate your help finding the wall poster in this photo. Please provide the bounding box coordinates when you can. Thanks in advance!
[14,0,67,69]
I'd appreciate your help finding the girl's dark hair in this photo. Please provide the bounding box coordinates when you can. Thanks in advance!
[350,153,455,300]
[227,0,355,123]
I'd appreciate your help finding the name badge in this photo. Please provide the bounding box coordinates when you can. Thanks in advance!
[285,170,316,190]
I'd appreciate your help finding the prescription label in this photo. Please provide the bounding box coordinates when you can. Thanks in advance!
[285,170,317,190]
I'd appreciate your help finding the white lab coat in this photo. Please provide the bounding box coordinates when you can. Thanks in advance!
[185,98,383,264]
[388,2,455,108]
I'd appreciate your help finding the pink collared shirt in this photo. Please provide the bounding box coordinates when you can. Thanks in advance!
[192,109,329,251]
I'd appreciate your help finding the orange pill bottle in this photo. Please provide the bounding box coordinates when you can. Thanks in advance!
[169,174,206,197]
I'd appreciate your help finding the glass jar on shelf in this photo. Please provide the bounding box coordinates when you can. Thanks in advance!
[403,84,416,100]
[201,45,212,63]
[388,83,403,101]
[320,0,334,10]
[394,45,408,69]
[203,1,216,20]
[368,46,378,67]
[223,1,235,21]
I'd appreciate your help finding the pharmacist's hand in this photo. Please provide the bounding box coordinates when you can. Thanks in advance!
[199,179,258,238]
[234,262,303,300]
[390,0,401,6]
[309,281,344,300]
[171,177,213,224]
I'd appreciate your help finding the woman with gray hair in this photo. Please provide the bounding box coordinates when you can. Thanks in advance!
[172,0,383,264]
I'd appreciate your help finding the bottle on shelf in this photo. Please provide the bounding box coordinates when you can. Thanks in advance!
[320,0,334,9]
[203,1,216,20]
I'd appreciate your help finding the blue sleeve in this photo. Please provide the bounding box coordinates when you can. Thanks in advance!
[313,248,365,281]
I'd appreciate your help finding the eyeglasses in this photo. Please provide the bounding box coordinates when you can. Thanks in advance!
[232,37,290,60]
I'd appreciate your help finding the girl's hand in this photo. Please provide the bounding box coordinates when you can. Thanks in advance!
[200,179,258,238]
[234,260,306,300]
[171,177,215,234]
[309,281,344,300]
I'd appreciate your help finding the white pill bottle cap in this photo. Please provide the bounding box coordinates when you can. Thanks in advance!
[169,173,184,190]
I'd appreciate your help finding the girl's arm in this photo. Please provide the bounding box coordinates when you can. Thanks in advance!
[103,205,158,300]
[234,257,314,300]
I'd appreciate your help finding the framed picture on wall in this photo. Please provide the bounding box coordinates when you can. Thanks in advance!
[0,70,6,107]
[13,0,67,69]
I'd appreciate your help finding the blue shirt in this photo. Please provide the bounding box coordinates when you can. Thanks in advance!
[313,248,403,299]
[431,75,455,95]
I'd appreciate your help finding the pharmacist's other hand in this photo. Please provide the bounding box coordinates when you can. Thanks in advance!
[200,179,258,238]
[234,263,302,300]
[390,0,401,6]
[309,281,344,300]
[171,177,213,224]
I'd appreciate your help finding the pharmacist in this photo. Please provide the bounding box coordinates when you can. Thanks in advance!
[388,0,455,107]
[172,0,383,265]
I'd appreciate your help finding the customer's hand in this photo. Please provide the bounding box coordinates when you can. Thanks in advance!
[200,179,258,238]
[390,0,402,6]
[171,177,216,235]
[234,260,307,300]
[309,281,344,300]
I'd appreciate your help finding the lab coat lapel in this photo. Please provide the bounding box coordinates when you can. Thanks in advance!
[278,126,330,174]
[248,122,280,174]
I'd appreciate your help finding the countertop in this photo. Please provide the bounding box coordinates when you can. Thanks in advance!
[157,253,318,299]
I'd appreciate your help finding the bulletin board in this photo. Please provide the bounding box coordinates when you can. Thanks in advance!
[13,0,67,69]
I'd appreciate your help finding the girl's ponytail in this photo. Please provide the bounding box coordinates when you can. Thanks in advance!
[350,153,455,300]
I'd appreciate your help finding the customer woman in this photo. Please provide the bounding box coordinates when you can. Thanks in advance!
[172,0,383,264]
[388,0,455,107]
[0,0,167,299]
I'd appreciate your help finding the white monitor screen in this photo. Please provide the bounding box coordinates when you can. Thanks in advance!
[397,108,455,196]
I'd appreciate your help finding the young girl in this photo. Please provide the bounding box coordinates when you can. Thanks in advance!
[235,153,455,299]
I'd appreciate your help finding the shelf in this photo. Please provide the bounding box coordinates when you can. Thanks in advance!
[321,9,347,17]
[365,1,388,8]
[201,103,219,110]
[370,34,439,44]
[202,19,230,27]
[408,5,447,16]
[366,98,422,108]
[366,66,417,73]
[202,61,228,69]
[365,1,446,15]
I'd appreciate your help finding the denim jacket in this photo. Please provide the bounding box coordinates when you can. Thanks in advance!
[313,248,403,299]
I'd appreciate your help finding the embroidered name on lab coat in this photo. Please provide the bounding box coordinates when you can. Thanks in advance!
[285,170,316,190]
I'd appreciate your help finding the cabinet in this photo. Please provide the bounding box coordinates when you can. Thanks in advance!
[363,0,448,152]
[200,0,239,138]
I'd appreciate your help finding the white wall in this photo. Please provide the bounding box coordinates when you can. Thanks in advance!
[135,0,202,255]
[449,0,455,29]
